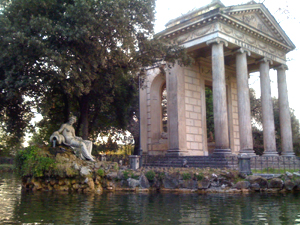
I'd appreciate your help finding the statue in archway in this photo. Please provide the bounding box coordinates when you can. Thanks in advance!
[50,116,95,161]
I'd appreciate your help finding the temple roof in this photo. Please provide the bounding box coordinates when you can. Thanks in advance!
[157,1,295,53]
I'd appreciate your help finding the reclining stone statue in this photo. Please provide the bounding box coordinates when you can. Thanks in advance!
[50,116,95,161]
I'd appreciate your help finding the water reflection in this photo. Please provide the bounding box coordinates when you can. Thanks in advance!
[1,172,300,224]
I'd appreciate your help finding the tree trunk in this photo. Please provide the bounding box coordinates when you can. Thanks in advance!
[78,94,90,140]
[63,93,70,123]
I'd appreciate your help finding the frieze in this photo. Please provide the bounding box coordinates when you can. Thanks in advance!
[220,24,285,60]
[176,25,214,44]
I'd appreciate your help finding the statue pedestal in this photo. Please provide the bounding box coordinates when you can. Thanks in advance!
[129,155,141,170]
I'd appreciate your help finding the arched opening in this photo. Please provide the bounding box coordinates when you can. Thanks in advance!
[161,84,167,133]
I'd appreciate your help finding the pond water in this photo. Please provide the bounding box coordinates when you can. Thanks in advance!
[1,172,300,225]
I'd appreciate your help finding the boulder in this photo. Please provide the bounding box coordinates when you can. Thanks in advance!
[269,178,284,189]
[162,174,179,189]
[106,172,118,180]
[286,172,293,179]
[140,174,150,189]
[198,177,210,189]
[247,176,268,189]
[234,181,250,189]
[250,183,260,191]
[80,166,91,177]
[284,180,295,191]
[127,178,140,188]
[293,172,300,177]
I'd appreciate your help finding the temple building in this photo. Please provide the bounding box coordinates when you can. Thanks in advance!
[139,0,295,156]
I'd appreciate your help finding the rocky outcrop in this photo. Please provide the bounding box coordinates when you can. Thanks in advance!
[21,160,300,194]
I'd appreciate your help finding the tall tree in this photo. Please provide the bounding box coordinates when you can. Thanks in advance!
[249,88,300,155]
[0,0,192,149]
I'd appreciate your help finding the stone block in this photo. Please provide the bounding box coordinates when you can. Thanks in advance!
[194,106,201,113]
[186,119,194,126]
[195,135,203,142]
[190,112,198,119]
[194,120,202,127]
[186,134,195,141]
[191,142,199,150]
[185,104,193,111]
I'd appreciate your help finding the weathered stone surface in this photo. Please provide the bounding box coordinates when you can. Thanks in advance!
[235,181,250,189]
[139,174,150,189]
[127,178,140,188]
[293,172,300,177]
[269,178,284,189]
[247,176,268,189]
[162,174,179,189]
[106,172,118,180]
[198,177,210,189]
[286,171,293,179]
[250,183,260,191]
[180,180,197,189]
[284,180,295,191]
[220,171,235,180]
[80,166,91,176]
[220,180,233,187]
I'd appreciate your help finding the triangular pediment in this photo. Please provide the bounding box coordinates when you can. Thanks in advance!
[223,3,295,50]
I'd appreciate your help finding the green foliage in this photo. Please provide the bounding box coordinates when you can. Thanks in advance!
[182,172,192,180]
[145,170,156,181]
[15,146,56,177]
[158,172,165,180]
[123,170,130,180]
[195,173,204,181]
[250,88,300,156]
[97,169,105,177]
[122,170,139,180]
[0,0,192,151]
[205,87,214,140]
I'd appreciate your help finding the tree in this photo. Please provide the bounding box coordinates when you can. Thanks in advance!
[249,88,300,155]
[0,0,192,151]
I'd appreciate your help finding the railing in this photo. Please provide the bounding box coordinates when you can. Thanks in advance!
[251,156,300,173]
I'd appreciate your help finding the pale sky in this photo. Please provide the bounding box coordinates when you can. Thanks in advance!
[155,0,300,119]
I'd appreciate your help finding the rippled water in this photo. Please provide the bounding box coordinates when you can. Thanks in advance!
[1,172,300,224]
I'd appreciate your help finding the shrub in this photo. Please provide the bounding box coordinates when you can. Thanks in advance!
[195,173,204,181]
[145,170,156,181]
[182,172,192,180]
[97,169,105,177]
[123,170,130,179]
[15,146,56,177]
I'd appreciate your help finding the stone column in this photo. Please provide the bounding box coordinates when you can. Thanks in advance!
[259,58,278,156]
[277,65,294,156]
[207,38,231,155]
[166,62,187,156]
[235,49,255,156]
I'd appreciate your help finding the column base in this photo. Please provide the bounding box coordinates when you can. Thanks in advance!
[239,149,256,157]
[213,149,232,156]
[281,152,295,157]
[166,149,188,156]
[262,151,279,157]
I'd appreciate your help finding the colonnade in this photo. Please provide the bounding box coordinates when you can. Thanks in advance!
[208,38,294,156]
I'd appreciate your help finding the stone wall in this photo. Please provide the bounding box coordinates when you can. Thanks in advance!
[184,66,204,155]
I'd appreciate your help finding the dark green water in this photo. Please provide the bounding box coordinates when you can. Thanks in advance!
[1,172,300,225]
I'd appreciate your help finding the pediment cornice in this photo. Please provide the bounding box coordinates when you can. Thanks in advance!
[156,3,295,53]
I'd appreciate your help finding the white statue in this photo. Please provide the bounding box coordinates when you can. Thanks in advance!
[50,116,95,161]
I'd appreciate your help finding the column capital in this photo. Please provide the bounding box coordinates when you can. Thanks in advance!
[233,48,251,56]
[274,64,288,71]
[206,37,228,47]
[256,57,273,65]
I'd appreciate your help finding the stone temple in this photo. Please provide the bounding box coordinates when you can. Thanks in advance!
[139,0,295,157]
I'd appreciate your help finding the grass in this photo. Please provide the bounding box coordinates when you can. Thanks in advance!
[252,168,299,174]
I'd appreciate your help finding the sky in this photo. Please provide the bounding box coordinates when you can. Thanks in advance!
[154,0,300,119]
